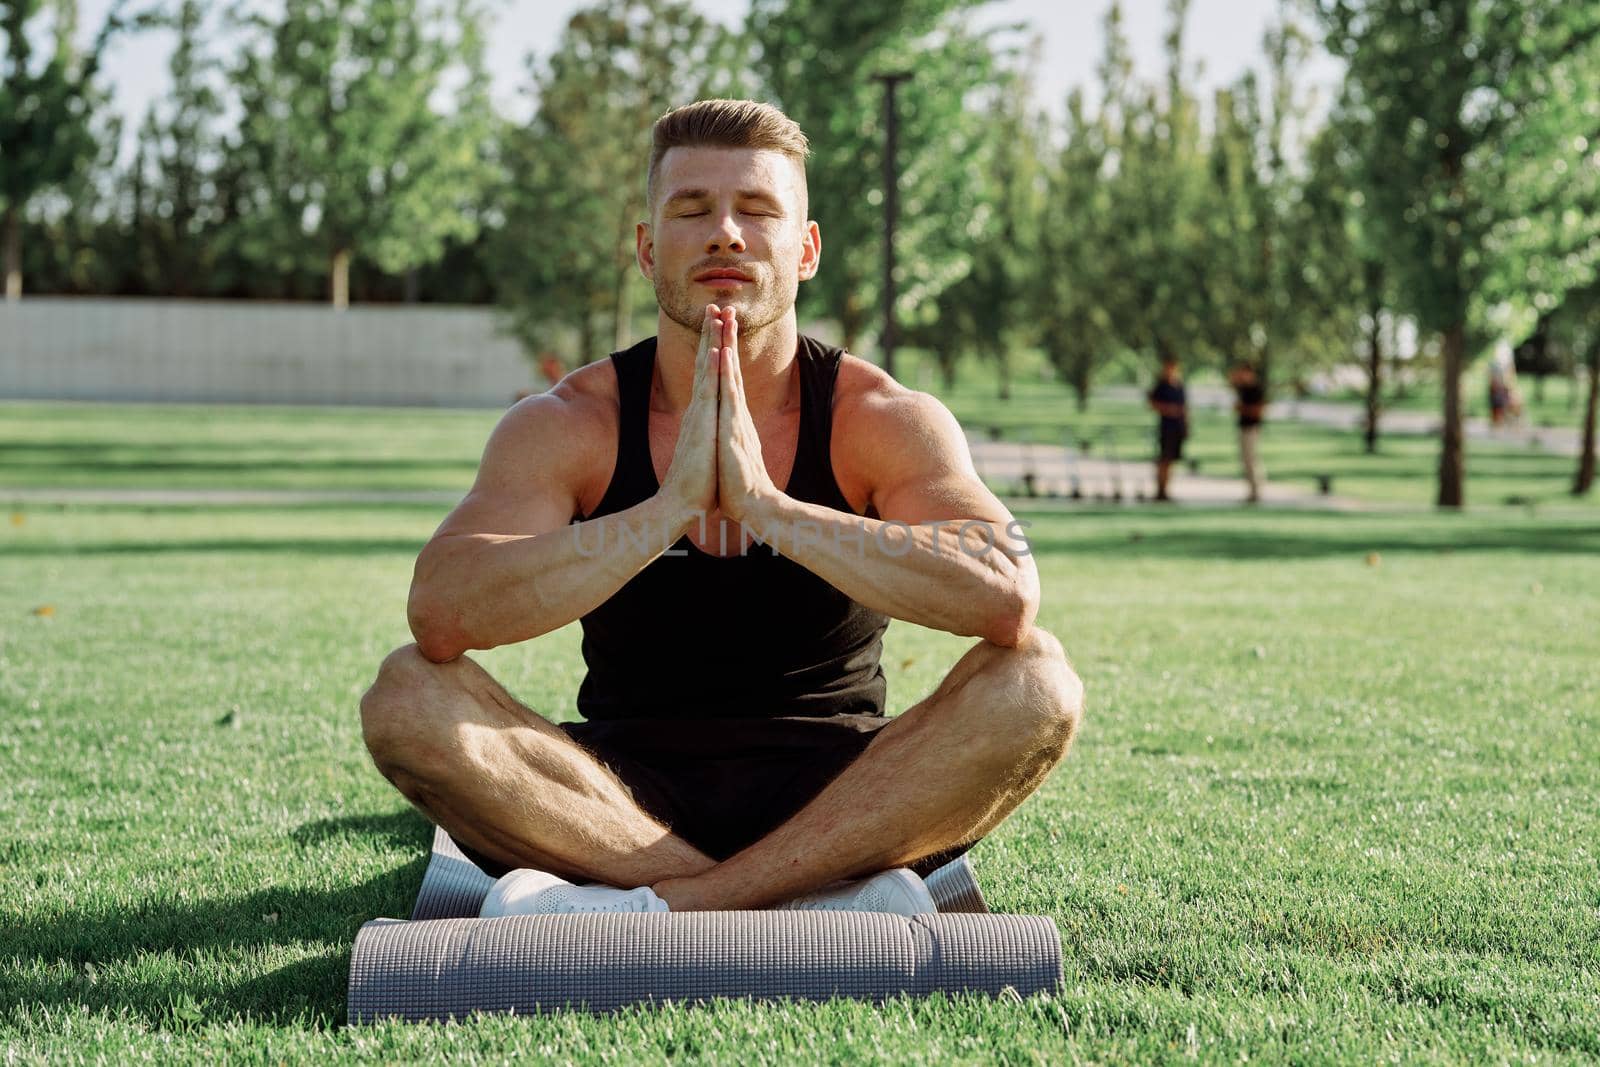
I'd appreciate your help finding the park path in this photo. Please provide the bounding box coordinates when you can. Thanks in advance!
[962,435,1355,510]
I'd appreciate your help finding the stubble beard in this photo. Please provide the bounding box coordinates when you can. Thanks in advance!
[654,267,799,346]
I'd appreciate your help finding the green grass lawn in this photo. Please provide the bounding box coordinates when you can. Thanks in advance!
[2,387,1597,1061]
[4,491,1598,1062]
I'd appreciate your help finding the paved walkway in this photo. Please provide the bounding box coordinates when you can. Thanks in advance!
[963,436,1359,510]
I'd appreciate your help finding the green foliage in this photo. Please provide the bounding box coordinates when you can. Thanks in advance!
[1196,10,1344,393]
[1316,0,1600,505]
[0,0,147,294]
[228,0,496,302]
[491,0,743,366]
[903,44,1045,398]
[1033,87,1117,409]
[126,0,226,296]
[1093,0,1210,368]
[747,0,1002,356]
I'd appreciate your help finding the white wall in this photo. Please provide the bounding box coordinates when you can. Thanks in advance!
[0,297,538,407]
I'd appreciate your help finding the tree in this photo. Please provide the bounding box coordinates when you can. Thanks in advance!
[1317,0,1600,507]
[124,0,224,296]
[229,0,495,307]
[1560,285,1600,495]
[748,0,1002,361]
[1198,11,1346,398]
[492,0,743,367]
[0,0,141,299]
[1035,87,1115,411]
[1476,2,1600,491]
[902,45,1044,400]
[1300,112,1394,453]
[1095,0,1209,373]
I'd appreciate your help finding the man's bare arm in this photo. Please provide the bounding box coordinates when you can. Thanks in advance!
[736,389,1039,647]
[405,396,694,662]
[409,308,725,662]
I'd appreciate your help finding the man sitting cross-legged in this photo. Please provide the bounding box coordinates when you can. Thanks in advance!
[358,99,1084,916]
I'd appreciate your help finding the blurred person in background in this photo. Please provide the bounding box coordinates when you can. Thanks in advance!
[1147,355,1187,502]
[1229,362,1267,504]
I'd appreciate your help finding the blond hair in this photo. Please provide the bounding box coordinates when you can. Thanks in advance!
[647,99,810,214]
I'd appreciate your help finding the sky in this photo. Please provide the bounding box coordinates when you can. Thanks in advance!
[77,0,1344,161]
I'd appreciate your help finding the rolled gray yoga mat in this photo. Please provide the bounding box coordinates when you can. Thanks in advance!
[347,827,1060,1023]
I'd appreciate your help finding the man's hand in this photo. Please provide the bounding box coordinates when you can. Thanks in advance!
[717,309,781,524]
[657,304,725,523]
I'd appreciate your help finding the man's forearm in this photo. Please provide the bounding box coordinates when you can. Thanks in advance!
[409,494,696,660]
[743,495,1038,645]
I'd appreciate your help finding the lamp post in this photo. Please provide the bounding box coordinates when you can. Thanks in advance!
[872,71,911,381]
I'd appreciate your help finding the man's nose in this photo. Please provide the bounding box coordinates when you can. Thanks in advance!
[704,214,746,254]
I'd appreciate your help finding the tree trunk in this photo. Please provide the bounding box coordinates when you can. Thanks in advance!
[612,265,632,352]
[938,348,957,392]
[840,291,864,360]
[579,308,597,367]
[1364,311,1383,454]
[1070,352,1091,413]
[1574,342,1599,496]
[403,268,419,304]
[3,205,20,301]
[996,348,1011,401]
[1437,322,1466,508]
[330,248,351,309]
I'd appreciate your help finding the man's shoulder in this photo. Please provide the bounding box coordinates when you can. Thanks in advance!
[831,352,951,430]
[830,352,969,480]
[507,359,619,435]
[484,359,620,503]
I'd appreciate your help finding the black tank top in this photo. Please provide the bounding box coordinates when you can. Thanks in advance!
[572,335,891,721]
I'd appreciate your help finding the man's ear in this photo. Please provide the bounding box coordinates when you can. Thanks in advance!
[798,220,821,282]
[636,221,654,280]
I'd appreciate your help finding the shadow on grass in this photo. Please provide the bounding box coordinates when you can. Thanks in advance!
[2,809,433,1031]
[291,811,434,854]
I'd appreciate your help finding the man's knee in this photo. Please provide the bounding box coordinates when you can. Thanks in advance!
[359,642,448,770]
[968,626,1084,755]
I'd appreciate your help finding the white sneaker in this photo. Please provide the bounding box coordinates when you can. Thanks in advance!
[479,869,670,917]
[772,869,936,915]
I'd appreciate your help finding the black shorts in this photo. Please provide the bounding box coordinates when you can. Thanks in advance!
[1159,425,1186,462]
[448,713,981,882]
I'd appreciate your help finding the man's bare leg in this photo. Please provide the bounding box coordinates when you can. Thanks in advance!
[359,644,717,887]
[650,626,1084,911]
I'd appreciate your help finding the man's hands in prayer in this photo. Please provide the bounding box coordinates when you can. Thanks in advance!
[658,304,727,520]
[658,304,779,529]
[716,309,779,524]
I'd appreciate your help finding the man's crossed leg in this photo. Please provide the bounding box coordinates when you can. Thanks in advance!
[358,628,1083,912]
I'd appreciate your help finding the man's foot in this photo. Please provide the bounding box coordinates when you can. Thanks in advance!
[771,869,936,915]
[479,869,670,916]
